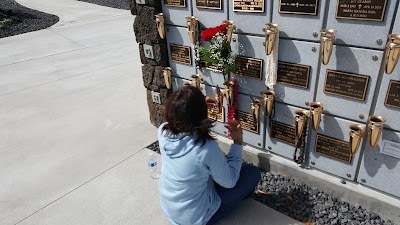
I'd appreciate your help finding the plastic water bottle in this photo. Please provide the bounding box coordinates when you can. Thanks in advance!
[148,153,160,179]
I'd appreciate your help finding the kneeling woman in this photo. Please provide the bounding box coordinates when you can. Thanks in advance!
[158,86,261,225]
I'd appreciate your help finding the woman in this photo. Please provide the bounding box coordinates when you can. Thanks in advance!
[158,86,261,225]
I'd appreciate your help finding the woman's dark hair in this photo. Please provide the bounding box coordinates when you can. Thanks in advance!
[164,85,215,146]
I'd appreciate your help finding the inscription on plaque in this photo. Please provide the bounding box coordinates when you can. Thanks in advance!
[205,64,222,72]
[277,62,311,89]
[235,56,263,80]
[315,134,352,163]
[237,110,259,134]
[233,0,264,12]
[207,105,225,122]
[279,0,319,15]
[270,121,296,146]
[384,80,400,109]
[170,44,192,65]
[164,0,186,7]
[196,0,221,9]
[324,70,369,101]
[336,0,387,22]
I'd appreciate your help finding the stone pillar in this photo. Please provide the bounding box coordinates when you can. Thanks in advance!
[130,0,171,127]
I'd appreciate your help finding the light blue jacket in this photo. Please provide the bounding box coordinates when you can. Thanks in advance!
[158,123,243,225]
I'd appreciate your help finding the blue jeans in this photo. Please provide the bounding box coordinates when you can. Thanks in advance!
[206,165,261,225]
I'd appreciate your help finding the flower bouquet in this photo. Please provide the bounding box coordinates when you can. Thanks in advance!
[198,23,237,78]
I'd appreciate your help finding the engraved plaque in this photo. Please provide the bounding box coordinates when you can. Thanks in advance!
[233,0,264,12]
[144,44,155,59]
[277,62,311,89]
[270,121,296,146]
[207,105,225,122]
[151,91,162,104]
[323,70,369,101]
[279,0,319,15]
[315,134,352,163]
[336,0,388,22]
[237,110,259,134]
[205,64,222,72]
[235,56,263,80]
[170,44,192,65]
[164,0,186,7]
[196,0,221,9]
[136,0,148,5]
[384,80,400,109]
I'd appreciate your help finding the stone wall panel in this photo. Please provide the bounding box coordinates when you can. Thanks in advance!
[133,6,163,44]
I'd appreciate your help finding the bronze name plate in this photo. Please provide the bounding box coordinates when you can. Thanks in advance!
[324,70,369,101]
[270,121,296,146]
[207,105,225,122]
[206,64,222,72]
[233,0,264,12]
[164,0,186,7]
[237,110,259,134]
[336,0,388,22]
[384,80,400,109]
[315,134,352,163]
[170,44,192,65]
[196,0,222,9]
[235,56,263,80]
[279,0,319,15]
[277,62,311,89]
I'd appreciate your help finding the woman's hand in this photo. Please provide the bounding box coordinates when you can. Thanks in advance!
[224,119,243,145]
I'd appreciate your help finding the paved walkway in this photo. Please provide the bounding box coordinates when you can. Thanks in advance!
[0,1,302,224]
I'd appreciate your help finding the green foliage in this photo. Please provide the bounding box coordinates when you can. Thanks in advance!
[198,34,238,76]
[198,46,218,65]
[0,18,12,29]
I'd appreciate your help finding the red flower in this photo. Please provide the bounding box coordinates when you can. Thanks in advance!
[217,23,227,34]
[201,27,217,41]
[201,23,228,41]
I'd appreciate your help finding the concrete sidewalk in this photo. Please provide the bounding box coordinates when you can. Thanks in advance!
[0,1,302,224]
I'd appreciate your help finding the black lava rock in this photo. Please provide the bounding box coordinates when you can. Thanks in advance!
[139,43,169,67]
[252,171,396,225]
[146,141,160,154]
[0,0,59,38]
[133,5,163,44]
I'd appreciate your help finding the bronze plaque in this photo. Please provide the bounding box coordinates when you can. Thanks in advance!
[315,134,352,163]
[336,0,388,22]
[237,110,259,134]
[323,70,369,101]
[235,56,263,80]
[270,121,296,146]
[384,80,400,109]
[196,0,222,9]
[170,44,192,65]
[207,105,225,122]
[206,64,222,72]
[164,0,186,7]
[233,0,264,12]
[277,62,311,89]
[279,0,319,15]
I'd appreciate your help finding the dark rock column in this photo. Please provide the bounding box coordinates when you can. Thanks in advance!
[130,0,171,127]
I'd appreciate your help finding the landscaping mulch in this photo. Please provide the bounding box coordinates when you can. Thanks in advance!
[78,0,130,10]
[0,0,59,38]
[147,141,396,225]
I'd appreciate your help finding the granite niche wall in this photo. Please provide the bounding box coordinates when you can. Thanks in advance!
[129,0,400,201]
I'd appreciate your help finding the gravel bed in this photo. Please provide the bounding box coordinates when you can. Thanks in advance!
[0,0,59,38]
[147,141,396,224]
[252,172,396,225]
[146,141,161,154]
[78,0,130,10]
